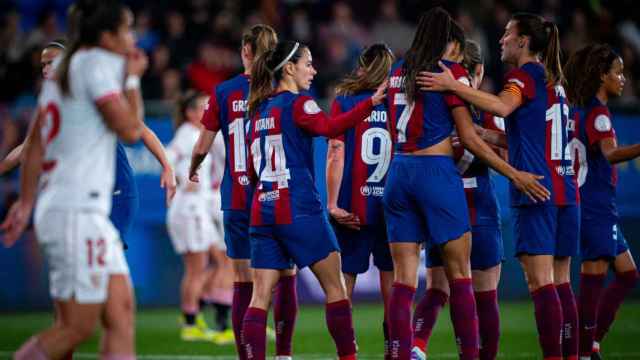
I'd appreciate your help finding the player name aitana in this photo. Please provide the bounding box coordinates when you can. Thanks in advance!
[255,116,276,131]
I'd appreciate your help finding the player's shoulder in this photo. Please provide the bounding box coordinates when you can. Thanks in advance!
[216,74,249,95]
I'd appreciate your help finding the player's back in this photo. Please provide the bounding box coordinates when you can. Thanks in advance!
[36,48,125,216]
[201,74,252,211]
[169,122,213,195]
[332,91,391,225]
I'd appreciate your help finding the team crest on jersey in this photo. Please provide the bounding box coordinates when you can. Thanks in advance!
[238,175,250,186]
[303,99,321,114]
[594,114,612,132]
[360,185,384,197]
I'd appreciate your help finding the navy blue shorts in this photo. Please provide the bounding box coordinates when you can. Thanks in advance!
[249,212,340,270]
[223,210,251,260]
[383,155,470,247]
[581,218,629,261]
[513,204,580,257]
[110,194,139,249]
[333,223,393,274]
[426,225,504,270]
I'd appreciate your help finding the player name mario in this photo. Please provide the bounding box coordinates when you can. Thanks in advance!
[365,110,387,123]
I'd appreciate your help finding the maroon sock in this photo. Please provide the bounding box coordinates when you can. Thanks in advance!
[449,278,480,360]
[412,288,448,352]
[556,282,578,359]
[325,299,357,358]
[233,282,253,360]
[388,282,416,360]
[242,307,267,360]
[273,275,298,356]
[594,270,639,342]
[531,284,563,359]
[578,273,605,357]
[383,321,391,360]
[475,290,500,360]
[63,350,74,360]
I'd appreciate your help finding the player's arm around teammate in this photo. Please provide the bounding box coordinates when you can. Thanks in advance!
[243,40,386,360]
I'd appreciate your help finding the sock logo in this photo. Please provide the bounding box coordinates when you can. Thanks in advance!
[391,340,400,359]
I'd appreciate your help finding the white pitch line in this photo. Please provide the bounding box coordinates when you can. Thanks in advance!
[1,352,640,359]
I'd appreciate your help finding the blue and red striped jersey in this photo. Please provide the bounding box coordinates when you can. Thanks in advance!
[201,74,253,211]
[331,91,392,225]
[387,59,469,153]
[248,91,374,226]
[502,62,578,206]
[572,97,617,219]
[454,111,504,226]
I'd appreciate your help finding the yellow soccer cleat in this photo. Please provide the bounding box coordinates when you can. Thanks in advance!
[266,326,276,341]
[181,325,216,342]
[212,328,235,345]
[196,313,212,332]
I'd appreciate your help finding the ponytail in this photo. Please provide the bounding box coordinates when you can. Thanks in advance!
[512,13,564,85]
[242,24,278,60]
[248,48,276,116]
[542,21,564,85]
[248,41,307,116]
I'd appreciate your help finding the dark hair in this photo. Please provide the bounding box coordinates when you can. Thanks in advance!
[175,89,206,128]
[462,40,483,80]
[403,7,466,104]
[511,13,563,85]
[58,0,128,94]
[241,24,278,60]
[335,43,394,96]
[248,40,308,116]
[45,38,67,50]
[564,43,621,107]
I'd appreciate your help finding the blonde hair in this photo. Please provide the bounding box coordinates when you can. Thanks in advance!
[335,43,395,96]
[242,24,278,60]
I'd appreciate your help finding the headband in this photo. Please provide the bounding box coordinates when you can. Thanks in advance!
[47,41,66,50]
[273,42,300,72]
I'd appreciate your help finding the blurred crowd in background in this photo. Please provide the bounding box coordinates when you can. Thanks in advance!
[2,0,640,215]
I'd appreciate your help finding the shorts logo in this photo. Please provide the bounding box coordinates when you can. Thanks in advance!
[238,175,250,186]
[258,190,280,202]
[360,185,384,197]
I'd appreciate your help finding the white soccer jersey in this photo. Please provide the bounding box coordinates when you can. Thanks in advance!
[167,122,213,194]
[36,48,125,216]
[208,131,225,190]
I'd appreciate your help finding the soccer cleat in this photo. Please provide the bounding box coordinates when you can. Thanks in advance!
[212,328,235,345]
[275,356,292,360]
[181,325,215,341]
[266,326,277,341]
[411,346,427,360]
[195,313,211,332]
[591,351,603,360]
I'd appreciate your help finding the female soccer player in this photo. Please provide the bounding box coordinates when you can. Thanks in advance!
[1,0,146,358]
[244,40,386,360]
[421,13,579,360]
[326,43,395,359]
[413,40,505,360]
[383,8,547,360]
[189,25,292,359]
[167,90,220,341]
[565,43,640,360]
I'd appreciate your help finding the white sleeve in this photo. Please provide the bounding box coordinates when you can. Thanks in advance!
[86,53,125,104]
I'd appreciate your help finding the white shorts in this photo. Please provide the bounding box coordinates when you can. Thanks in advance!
[167,192,215,254]
[34,208,130,304]
[205,191,226,251]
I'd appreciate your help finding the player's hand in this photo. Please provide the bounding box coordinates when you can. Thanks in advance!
[511,171,551,203]
[127,48,148,77]
[371,79,389,106]
[0,199,33,248]
[328,206,361,230]
[189,167,200,183]
[417,61,457,92]
[161,167,177,206]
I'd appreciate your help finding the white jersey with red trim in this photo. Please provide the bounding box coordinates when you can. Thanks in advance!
[36,48,125,216]
[167,122,213,195]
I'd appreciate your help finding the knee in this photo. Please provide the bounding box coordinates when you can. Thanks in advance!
[233,261,253,282]
[66,322,98,345]
[526,271,553,291]
[392,261,418,287]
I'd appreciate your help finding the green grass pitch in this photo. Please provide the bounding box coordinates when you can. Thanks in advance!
[1,301,639,359]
